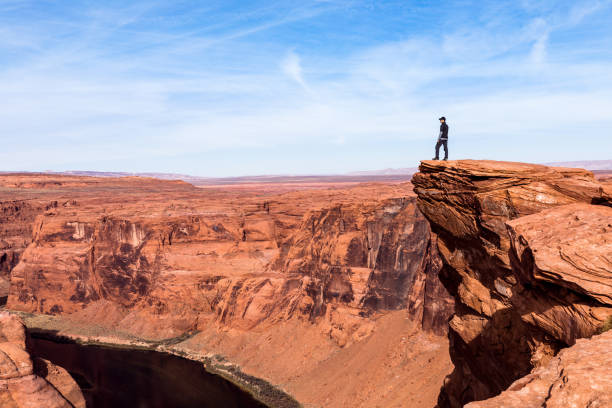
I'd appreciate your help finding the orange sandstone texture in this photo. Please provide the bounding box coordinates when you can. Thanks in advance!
[0,312,85,408]
[0,173,453,407]
[466,330,612,408]
[412,160,612,407]
[4,177,452,340]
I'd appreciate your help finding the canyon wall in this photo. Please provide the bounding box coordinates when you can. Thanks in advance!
[0,200,55,297]
[0,312,85,408]
[0,174,456,407]
[6,191,453,344]
[1,175,453,344]
[465,329,612,408]
[412,160,612,407]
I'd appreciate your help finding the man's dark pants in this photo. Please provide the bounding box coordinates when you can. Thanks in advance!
[435,139,448,160]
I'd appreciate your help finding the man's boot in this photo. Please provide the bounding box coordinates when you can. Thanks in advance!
[432,157,439,160]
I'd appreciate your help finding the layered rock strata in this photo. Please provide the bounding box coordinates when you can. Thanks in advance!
[0,201,53,298]
[1,173,452,338]
[412,160,612,407]
[0,312,85,408]
[7,189,452,344]
[466,330,612,408]
[0,173,456,407]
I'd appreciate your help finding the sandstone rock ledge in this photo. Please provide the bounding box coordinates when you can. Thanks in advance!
[0,312,85,408]
[412,160,612,407]
[466,330,612,408]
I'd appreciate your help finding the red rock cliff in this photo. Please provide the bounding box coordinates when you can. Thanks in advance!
[465,330,612,408]
[0,174,456,406]
[412,160,612,407]
[0,312,85,408]
[0,201,57,297]
[2,175,453,343]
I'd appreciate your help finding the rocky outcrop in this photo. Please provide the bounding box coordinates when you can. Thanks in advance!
[0,312,85,408]
[507,203,612,308]
[412,160,612,407]
[466,330,612,408]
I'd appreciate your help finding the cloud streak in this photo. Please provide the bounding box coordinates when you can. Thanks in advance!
[281,50,310,92]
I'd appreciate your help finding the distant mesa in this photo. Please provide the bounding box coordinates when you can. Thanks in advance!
[6,160,609,186]
[1,169,416,187]
[545,159,612,171]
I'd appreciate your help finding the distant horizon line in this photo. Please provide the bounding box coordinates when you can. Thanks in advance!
[1,159,611,181]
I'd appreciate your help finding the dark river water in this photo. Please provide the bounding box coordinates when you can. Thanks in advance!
[29,335,268,408]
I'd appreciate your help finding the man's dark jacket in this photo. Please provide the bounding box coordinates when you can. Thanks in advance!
[439,122,449,140]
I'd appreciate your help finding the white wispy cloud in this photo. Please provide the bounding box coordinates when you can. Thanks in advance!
[281,50,310,91]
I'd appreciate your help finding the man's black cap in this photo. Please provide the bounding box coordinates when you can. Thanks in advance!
[439,116,446,121]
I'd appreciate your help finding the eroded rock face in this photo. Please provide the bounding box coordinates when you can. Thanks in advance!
[0,201,54,298]
[271,198,453,342]
[412,160,612,407]
[466,330,612,408]
[508,203,612,307]
[407,233,455,336]
[0,312,85,408]
[0,174,458,407]
[2,174,452,344]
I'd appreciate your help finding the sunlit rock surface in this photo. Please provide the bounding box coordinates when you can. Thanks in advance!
[0,173,454,408]
[412,160,612,407]
[0,312,85,408]
[466,330,612,408]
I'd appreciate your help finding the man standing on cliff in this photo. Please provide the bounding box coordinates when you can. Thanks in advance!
[433,116,449,160]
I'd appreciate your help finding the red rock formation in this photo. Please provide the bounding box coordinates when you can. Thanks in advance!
[0,173,454,407]
[4,175,453,342]
[0,173,196,301]
[412,160,612,407]
[270,197,453,343]
[0,312,85,408]
[0,201,54,298]
[407,233,455,336]
[466,330,612,408]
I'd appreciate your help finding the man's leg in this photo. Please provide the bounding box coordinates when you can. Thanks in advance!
[433,141,441,160]
[443,140,448,160]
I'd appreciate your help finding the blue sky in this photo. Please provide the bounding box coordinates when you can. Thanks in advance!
[1,0,611,176]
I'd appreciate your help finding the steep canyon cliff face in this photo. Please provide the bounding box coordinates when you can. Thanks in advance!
[0,174,456,406]
[412,160,612,407]
[7,190,452,344]
[0,312,85,408]
[0,201,56,298]
[1,174,453,341]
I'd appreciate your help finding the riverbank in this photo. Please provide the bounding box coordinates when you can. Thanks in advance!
[10,310,301,408]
